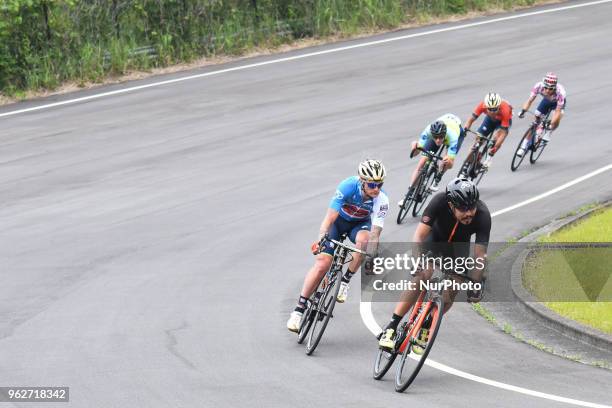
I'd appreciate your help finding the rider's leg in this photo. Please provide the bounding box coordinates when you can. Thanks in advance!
[296,218,346,309]
[411,156,428,185]
[345,227,370,279]
[337,227,370,302]
[550,98,566,131]
[550,109,563,131]
[378,266,434,347]
[298,254,333,307]
[442,286,459,314]
[287,252,334,332]
[535,98,553,119]
[387,267,434,329]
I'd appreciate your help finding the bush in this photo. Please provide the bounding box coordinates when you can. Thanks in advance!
[0,0,536,95]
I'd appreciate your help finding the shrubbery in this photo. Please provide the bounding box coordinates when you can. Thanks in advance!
[0,0,535,95]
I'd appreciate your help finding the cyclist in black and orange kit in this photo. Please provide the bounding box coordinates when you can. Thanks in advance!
[378,178,491,352]
[462,92,513,170]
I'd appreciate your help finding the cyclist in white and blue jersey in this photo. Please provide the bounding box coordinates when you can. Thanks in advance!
[287,160,389,333]
[399,114,465,207]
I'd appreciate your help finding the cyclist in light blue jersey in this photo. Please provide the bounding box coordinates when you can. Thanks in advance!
[287,159,389,333]
[399,114,465,207]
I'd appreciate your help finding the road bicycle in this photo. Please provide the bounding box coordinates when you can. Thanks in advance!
[397,146,445,224]
[511,110,552,171]
[297,234,367,355]
[457,129,495,186]
[372,269,479,392]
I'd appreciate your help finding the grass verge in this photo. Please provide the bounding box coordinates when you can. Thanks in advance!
[1,0,559,102]
[523,207,612,334]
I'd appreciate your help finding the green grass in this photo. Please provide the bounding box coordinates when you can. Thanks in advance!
[525,207,612,334]
[1,0,538,96]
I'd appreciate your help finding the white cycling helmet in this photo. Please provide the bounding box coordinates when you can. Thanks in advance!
[484,92,502,110]
[543,72,558,89]
[358,159,386,182]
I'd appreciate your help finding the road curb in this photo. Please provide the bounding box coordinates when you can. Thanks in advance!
[510,202,612,353]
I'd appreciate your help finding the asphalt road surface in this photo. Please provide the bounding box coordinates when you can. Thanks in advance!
[1,1,611,407]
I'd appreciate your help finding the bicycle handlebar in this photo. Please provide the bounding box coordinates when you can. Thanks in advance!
[313,234,368,256]
[413,146,444,162]
[330,239,368,255]
[465,129,495,144]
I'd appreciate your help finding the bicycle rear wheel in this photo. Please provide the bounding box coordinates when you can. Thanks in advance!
[511,128,532,171]
[529,134,547,164]
[305,269,342,355]
[395,298,443,392]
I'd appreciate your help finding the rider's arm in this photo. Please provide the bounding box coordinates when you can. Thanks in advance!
[413,222,431,243]
[464,102,484,131]
[522,94,536,112]
[318,208,339,238]
[445,129,460,163]
[413,128,430,156]
[326,178,354,237]
[550,86,566,129]
[491,104,512,152]
[368,225,383,256]
[369,192,388,254]
[469,205,491,298]
[412,222,432,264]
[492,128,508,153]
[471,243,487,284]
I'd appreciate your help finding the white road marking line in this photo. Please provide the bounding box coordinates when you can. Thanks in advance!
[491,164,612,217]
[1,0,612,118]
[361,163,612,407]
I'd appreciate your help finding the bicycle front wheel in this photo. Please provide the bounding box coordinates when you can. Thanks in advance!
[297,299,316,344]
[395,298,443,392]
[511,128,532,171]
[396,188,414,224]
[473,148,489,186]
[412,168,434,217]
[305,269,342,355]
[529,134,547,164]
[373,334,398,380]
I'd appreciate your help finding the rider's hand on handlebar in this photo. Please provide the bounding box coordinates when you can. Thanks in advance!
[518,109,526,119]
[363,254,377,275]
[410,141,419,158]
[311,233,329,255]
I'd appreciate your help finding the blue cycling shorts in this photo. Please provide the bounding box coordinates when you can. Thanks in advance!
[321,216,371,256]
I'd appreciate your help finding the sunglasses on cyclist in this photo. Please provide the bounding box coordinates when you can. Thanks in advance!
[365,181,384,189]
[543,86,555,91]
[454,204,477,212]
[486,107,499,112]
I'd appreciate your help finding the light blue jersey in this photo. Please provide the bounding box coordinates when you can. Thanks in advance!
[329,176,389,227]
[417,113,463,158]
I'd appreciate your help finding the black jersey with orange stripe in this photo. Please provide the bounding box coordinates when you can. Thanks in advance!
[420,193,491,245]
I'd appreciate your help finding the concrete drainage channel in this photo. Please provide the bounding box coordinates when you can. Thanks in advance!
[476,202,612,368]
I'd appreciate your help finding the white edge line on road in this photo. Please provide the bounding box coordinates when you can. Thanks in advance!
[361,163,612,408]
[1,0,612,118]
